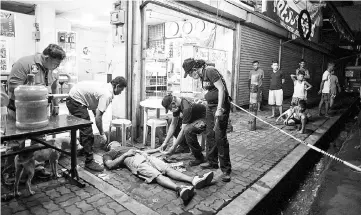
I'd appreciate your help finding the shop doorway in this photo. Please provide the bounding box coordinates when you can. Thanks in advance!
[141,3,235,117]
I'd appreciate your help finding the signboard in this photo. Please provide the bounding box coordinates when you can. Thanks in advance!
[0,11,15,37]
[264,0,323,42]
[0,40,9,73]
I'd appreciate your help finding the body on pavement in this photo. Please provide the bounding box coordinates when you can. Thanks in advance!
[103,141,214,202]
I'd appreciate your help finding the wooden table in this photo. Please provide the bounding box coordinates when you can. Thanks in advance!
[139,99,164,147]
[0,115,93,187]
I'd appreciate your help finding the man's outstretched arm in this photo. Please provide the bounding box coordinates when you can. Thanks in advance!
[104,150,136,170]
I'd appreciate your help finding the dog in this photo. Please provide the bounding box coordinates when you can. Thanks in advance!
[14,137,80,196]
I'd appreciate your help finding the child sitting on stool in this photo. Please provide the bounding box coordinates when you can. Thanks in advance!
[276,100,311,134]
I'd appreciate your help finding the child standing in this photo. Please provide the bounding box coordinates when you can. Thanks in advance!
[318,62,335,117]
[329,70,341,109]
[290,70,312,106]
[268,60,285,118]
[276,100,311,134]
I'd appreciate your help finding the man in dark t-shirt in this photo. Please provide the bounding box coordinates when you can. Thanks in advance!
[268,60,285,118]
[158,95,206,166]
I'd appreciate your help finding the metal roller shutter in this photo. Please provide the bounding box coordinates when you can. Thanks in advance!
[237,25,280,106]
[304,49,324,99]
[280,43,303,98]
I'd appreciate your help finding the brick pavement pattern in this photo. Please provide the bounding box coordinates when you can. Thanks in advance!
[1,96,355,215]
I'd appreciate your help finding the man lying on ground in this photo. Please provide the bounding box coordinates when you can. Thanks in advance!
[276,100,311,134]
[103,141,214,202]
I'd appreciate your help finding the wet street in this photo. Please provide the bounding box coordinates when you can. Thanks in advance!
[280,112,361,215]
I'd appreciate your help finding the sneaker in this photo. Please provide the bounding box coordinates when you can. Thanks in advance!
[35,168,52,179]
[177,185,194,202]
[200,163,219,170]
[85,160,104,172]
[189,157,205,166]
[192,172,214,189]
[222,173,231,182]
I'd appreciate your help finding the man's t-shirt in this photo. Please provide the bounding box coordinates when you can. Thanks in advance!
[270,70,284,90]
[249,69,264,85]
[103,146,146,173]
[173,98,206,124]
[69,81,114,112]
[322,70,330,94]
[201,66,228,103]
[329,75,339,94]
[8,53,57,100]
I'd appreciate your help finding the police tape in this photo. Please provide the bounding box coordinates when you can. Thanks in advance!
[230,101,361,173]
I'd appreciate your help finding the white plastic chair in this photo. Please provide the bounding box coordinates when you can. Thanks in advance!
[108,119,132,146]
[145,118,168,148]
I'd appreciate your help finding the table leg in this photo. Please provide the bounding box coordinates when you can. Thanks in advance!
[143,107,148,146]
[62,129,85,188]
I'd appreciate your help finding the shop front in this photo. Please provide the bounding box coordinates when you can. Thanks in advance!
[139,2,236,118]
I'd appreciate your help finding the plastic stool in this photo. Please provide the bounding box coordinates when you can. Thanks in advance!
[146,118,168,148]
[108,119,132,146]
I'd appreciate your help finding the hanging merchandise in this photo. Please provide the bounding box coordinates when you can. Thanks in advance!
[0,11,15,37]
[0,40,9,73]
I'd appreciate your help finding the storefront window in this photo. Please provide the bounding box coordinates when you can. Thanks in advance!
[143,4,234,101]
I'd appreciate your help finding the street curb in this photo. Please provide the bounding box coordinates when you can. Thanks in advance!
[218,98,359,215]
[78,164,159,215]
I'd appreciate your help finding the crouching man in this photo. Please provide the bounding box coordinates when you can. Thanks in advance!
[66,76,127,172]
[103,141,214,202]
[158,94,207,166]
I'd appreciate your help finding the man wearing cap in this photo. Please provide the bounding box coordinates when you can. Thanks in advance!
[66,76,127,172]
[182,58,232,182]
[159,94,206,166]
[6,44,66,179]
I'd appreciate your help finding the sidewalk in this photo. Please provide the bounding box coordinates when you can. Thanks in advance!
[1,94,358,215]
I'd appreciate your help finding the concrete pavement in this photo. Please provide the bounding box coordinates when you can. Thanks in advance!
[1,95,359,215]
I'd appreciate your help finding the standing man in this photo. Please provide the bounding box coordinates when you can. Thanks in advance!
[7,44,66,178]
[268,60,285,118]
[182,58,232,182]
[158,94,206,166]
[318,62,335,117]
[66,76,127,172]
[249,60,264,112]
[296,59,310,79]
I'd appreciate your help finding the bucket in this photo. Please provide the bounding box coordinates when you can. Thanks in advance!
[15,74,49,129]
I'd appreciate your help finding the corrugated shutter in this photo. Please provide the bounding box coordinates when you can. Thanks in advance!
[280,43,303,98]
[237,25,279,106]
[304,49,324,98]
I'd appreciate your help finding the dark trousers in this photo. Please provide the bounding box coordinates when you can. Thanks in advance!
[173,117,205,159]
[66,97,94,162]
[205,103,232,174]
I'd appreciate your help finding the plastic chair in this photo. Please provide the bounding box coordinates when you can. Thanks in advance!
[108,119,132,146]
[146,118,168,148]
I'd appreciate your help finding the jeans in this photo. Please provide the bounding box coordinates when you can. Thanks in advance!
[66,97,94,162]
[173,117,205,159]
[205,102,232,174]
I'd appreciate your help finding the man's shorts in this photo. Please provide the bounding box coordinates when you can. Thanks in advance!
[268,89,283,106]
[322,93,330,103]
[137,156,171,183]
